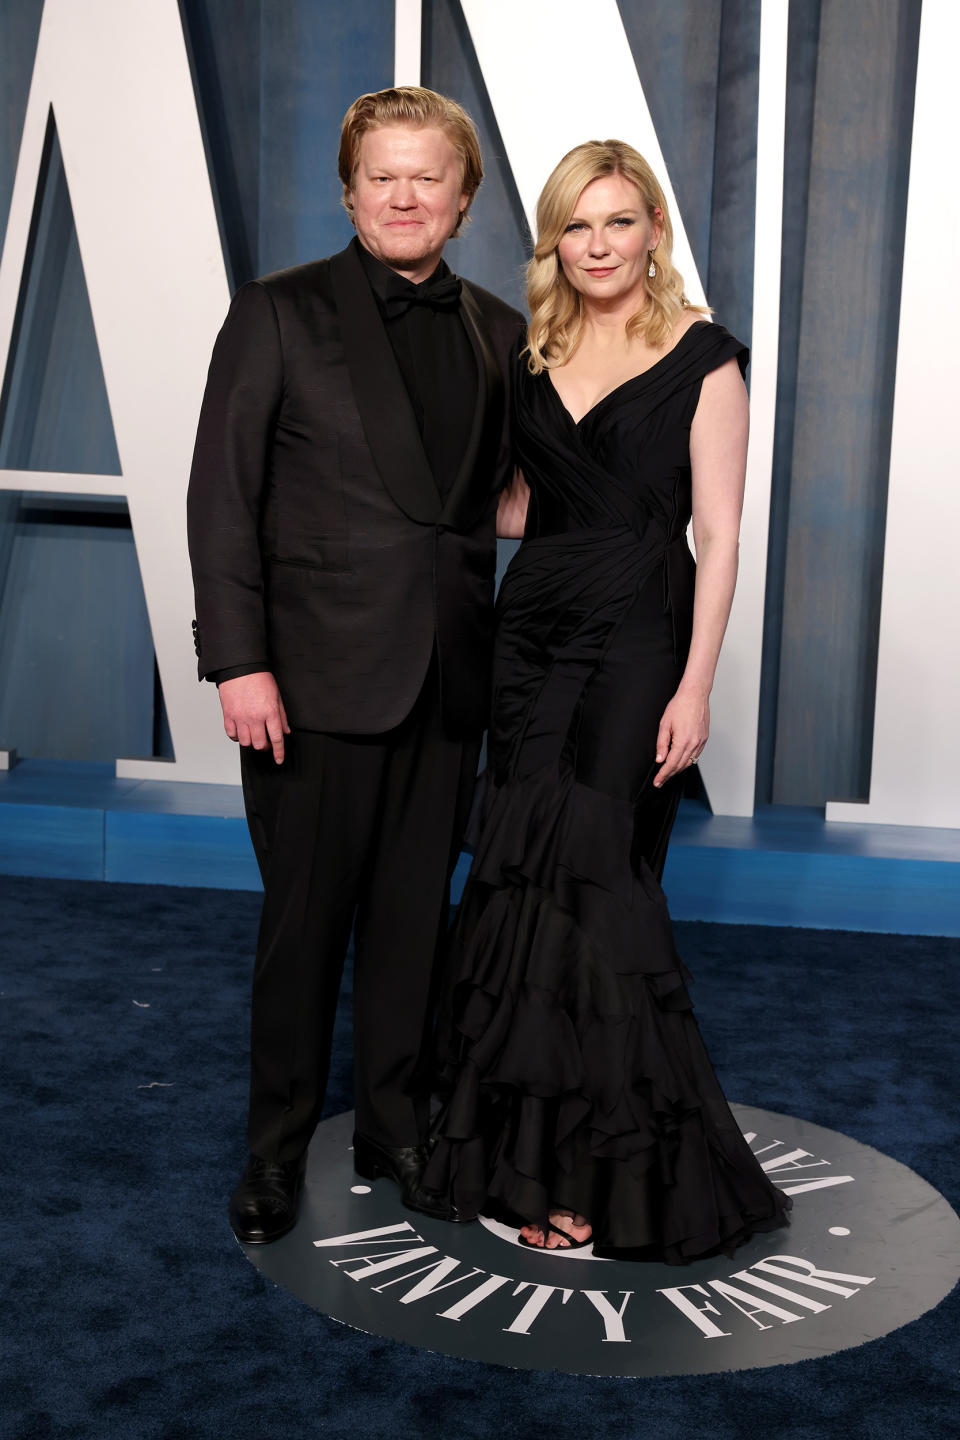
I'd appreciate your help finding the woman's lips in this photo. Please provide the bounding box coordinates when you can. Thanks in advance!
[584,266,616,276]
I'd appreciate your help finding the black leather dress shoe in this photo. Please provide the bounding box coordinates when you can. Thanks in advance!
[229,1152,306,1244]
[352,1131,468,1223]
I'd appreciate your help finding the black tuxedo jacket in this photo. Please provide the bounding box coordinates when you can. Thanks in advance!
[187,241,525,738]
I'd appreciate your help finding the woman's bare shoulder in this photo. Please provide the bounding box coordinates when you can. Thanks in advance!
[669,310,710,344]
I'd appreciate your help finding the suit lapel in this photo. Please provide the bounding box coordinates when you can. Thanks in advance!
[440,280,504,528]
[331,243,442,524]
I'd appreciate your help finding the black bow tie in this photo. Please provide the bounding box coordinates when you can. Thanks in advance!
[382,272,462,319]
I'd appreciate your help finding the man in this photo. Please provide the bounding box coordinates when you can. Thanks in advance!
[187,87,524,1244]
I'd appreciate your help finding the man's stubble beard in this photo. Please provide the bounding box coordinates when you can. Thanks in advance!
[375,231,443,270]
[380,249,435,270]
[371,220,461,276]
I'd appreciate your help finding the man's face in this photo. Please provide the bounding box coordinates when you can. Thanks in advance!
[350,125,469,282]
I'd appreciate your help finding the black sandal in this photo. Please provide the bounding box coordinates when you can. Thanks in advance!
[518,1218,593,1250]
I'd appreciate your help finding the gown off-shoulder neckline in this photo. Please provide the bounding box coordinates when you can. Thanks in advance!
[546,318,712,428]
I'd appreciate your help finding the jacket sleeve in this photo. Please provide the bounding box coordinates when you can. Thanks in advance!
[186,281,283,680]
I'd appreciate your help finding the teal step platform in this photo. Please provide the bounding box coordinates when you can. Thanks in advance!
[1,759,957,934]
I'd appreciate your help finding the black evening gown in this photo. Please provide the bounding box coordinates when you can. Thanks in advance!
[425,321,791,1262]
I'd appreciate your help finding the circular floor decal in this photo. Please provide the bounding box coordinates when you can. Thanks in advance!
[241,1106,960,1376]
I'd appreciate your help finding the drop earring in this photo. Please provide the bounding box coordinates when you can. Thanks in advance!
[647,252,657,279]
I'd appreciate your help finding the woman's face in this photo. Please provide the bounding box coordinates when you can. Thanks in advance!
[556,173,662,305]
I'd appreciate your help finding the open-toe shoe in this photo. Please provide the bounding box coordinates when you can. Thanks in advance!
[518,1218,593,1250]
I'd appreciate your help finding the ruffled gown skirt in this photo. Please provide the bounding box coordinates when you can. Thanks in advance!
[425,528,791,1262]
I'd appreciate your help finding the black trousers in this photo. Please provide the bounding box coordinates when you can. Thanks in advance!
[239,664,480,1163]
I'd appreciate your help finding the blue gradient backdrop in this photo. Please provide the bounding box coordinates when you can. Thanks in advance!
[0,0,922,807]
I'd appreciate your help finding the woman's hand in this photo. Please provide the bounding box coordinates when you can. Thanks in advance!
[497,468,529,539]
[653,684,709,788]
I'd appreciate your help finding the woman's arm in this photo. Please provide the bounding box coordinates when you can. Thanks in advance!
[497,468,530,539]
[653,357,748,788]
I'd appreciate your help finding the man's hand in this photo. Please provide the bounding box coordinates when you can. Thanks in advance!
[218,671,290,764]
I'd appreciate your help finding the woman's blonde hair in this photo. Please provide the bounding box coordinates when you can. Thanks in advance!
[525,139,707,372]
[339,86,483,236]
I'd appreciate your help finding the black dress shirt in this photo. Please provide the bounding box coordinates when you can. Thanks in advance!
[354,237,476,499]
[211,238,478,687]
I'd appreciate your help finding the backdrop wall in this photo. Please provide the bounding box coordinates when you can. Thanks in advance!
[0,0,955,825]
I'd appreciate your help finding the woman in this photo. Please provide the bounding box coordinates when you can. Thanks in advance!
[424,140,791,1261]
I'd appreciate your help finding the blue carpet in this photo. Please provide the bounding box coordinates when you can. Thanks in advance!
[1,875,957,1440]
